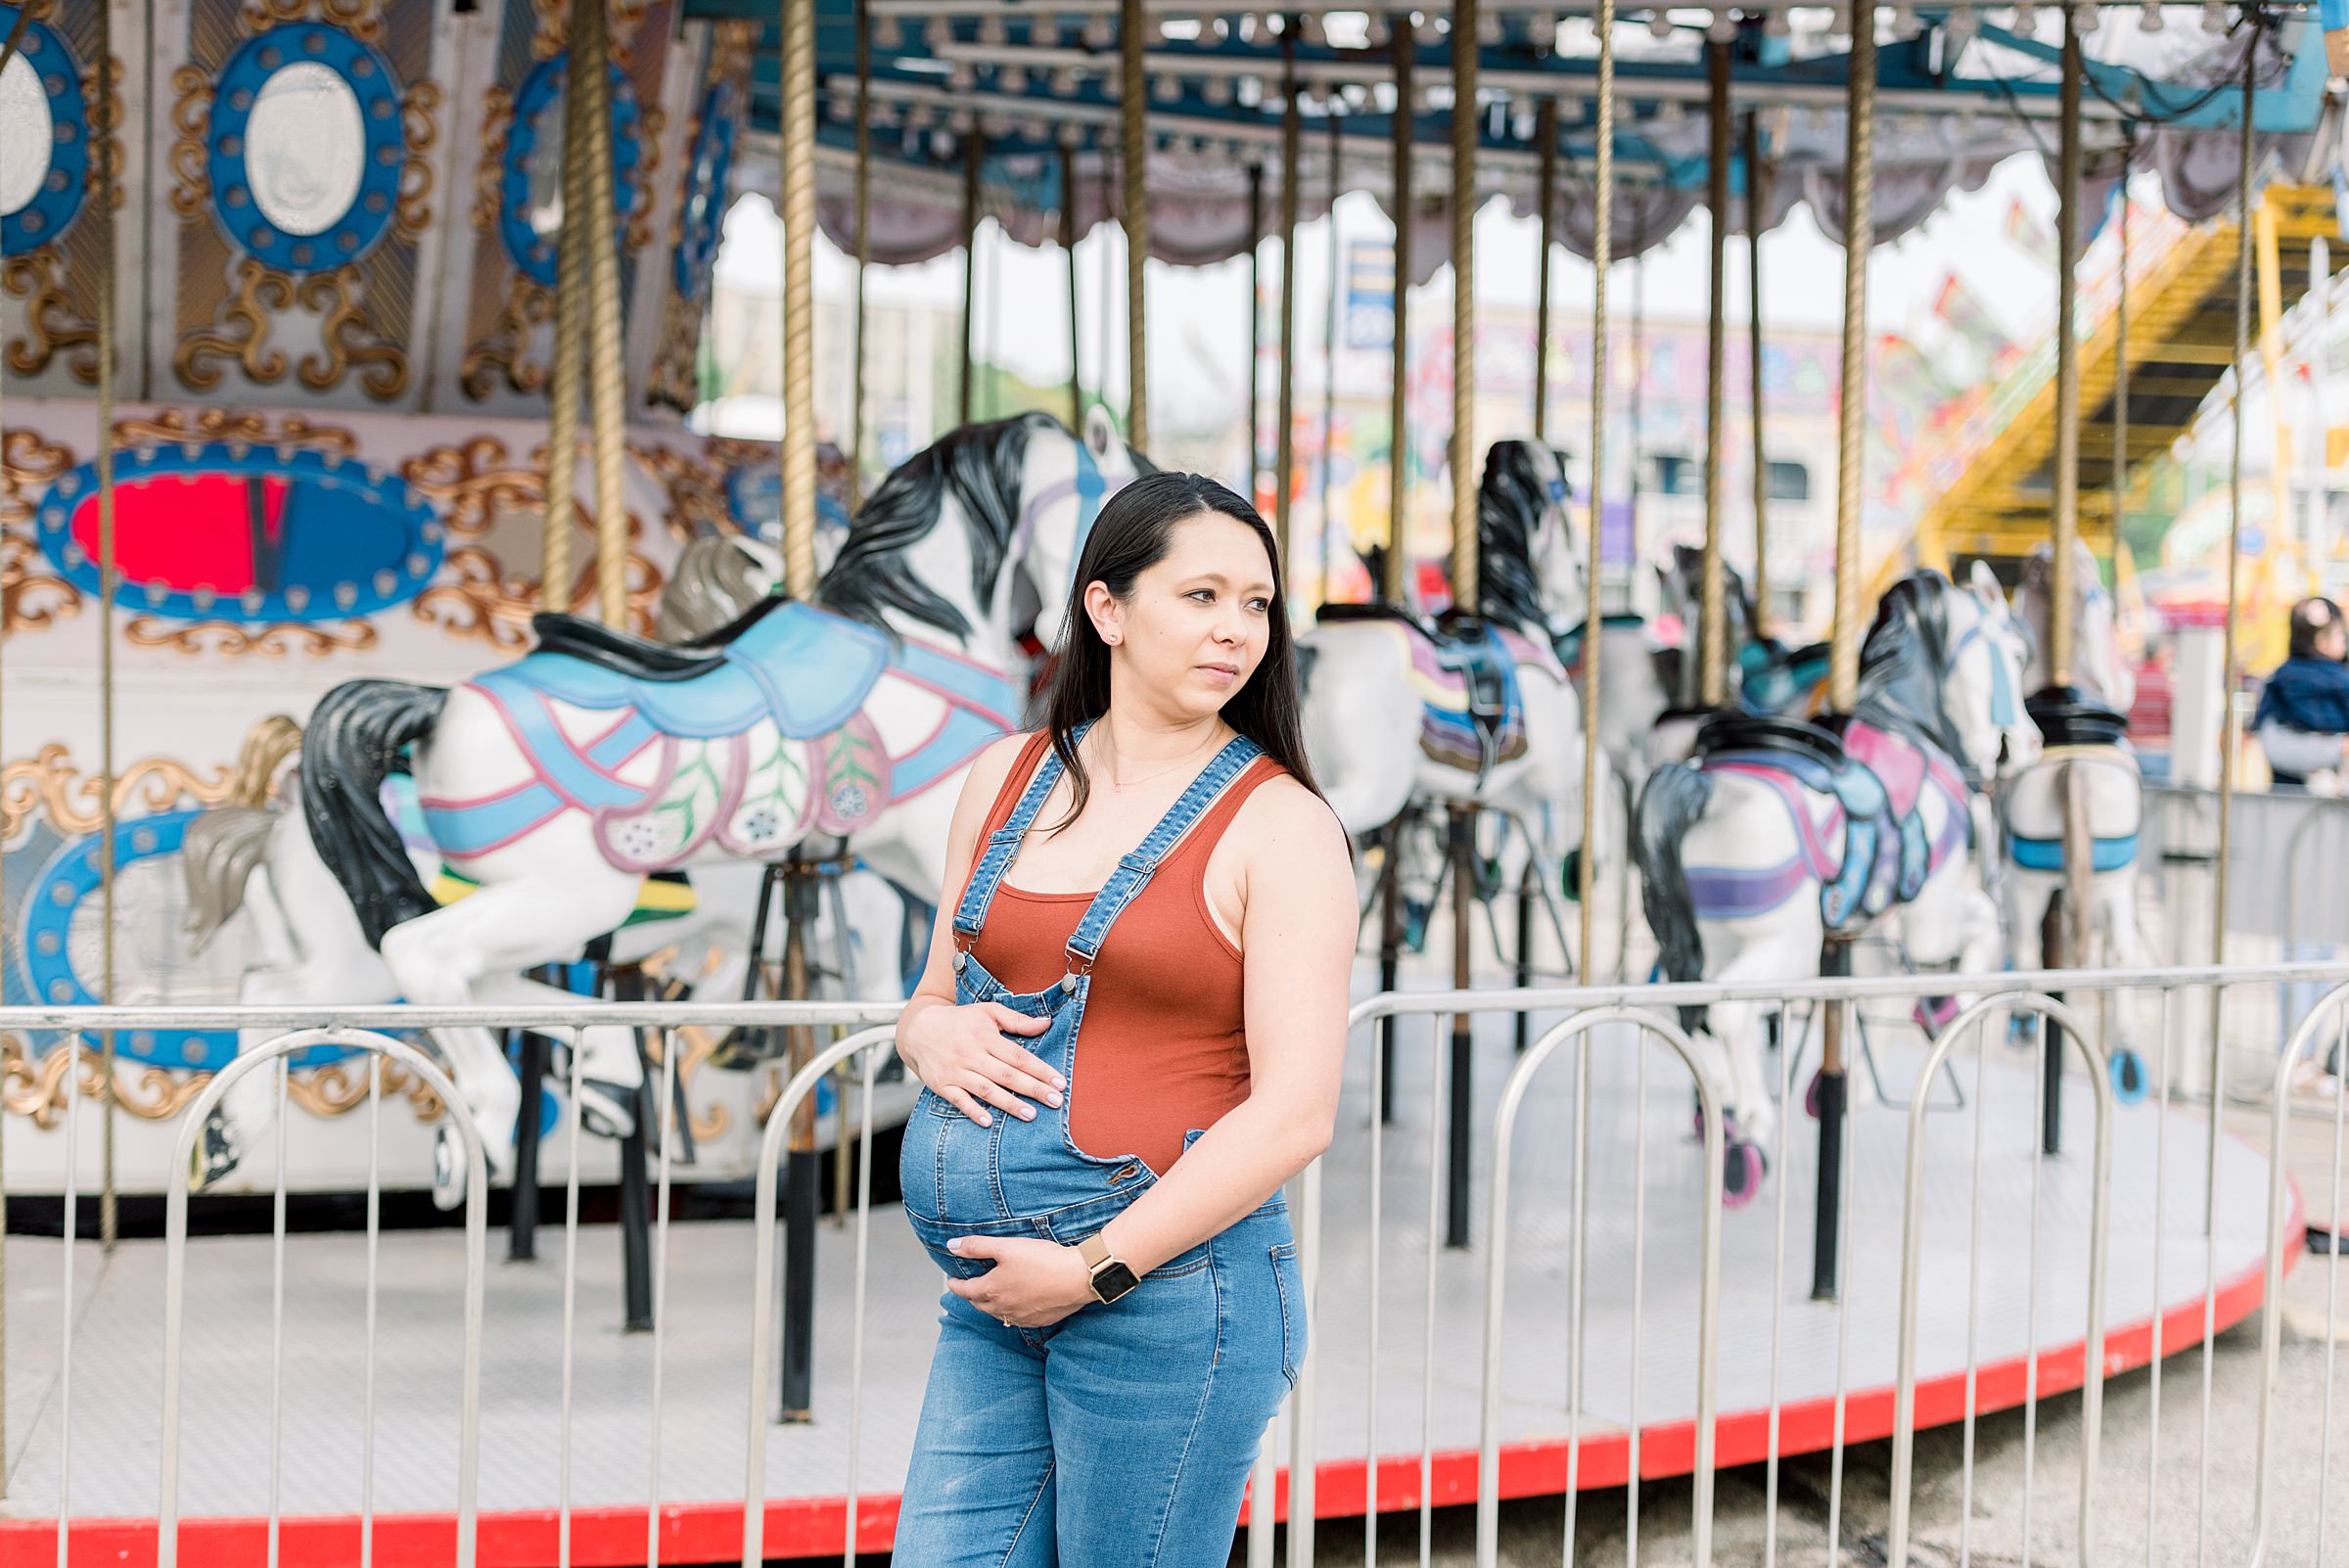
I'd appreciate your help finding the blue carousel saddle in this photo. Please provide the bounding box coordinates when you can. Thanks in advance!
[1416,616,1526,777]
[486,600,890,740]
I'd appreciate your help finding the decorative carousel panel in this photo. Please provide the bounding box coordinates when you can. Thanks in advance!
[644,19,751,415]
[451,0,692,416]
[164,0,446,407]
[31,440,444,624]
[0,0,142,398]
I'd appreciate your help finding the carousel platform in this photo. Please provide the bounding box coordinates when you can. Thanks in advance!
[1,1006,2291,1567]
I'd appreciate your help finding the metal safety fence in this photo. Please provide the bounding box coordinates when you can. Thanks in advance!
[2,964,2344,1567]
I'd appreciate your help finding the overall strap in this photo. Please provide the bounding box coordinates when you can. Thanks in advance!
[1063,734,1265,977]
[951,722,1091,950]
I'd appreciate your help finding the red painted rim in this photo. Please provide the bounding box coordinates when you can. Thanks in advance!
[8,1184,2299,1567]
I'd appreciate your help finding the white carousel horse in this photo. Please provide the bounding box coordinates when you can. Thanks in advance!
[1634,569,2041,1204]
[2001,541,2148,1096]
[1299,440,1588,929]
[197,408,1142,1200]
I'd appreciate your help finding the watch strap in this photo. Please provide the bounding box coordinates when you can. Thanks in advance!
[1078,1232,1113,1269]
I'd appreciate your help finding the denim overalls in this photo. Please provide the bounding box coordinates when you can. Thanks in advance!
[894,731,1306,1567]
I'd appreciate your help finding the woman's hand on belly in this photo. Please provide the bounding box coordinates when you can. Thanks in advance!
[944,1234,1094,1327]
[897,999,1065,1128]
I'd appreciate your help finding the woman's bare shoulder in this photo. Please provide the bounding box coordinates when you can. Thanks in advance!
[948,731,1039,831]
[1230,772,1351,869]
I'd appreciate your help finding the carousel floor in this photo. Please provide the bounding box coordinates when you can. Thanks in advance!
[0,1005,2289,1567]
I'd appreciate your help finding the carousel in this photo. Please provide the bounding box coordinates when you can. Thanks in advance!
[0,2,2336,1565]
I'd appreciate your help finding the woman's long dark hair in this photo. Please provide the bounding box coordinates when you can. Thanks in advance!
[1042,471,1320,825]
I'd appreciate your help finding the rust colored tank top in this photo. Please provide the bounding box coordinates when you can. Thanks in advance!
[964,731,1280,1176]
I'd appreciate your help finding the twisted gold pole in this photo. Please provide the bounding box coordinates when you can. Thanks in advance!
[1534,97,1556,442]
[1065,144,1085,427]
[1828,9,1875,715]
[578,0,626,625]
[2113,126,2132,599]
[1747,110,1771,640]
[1701,37,1730,709]
[959,129,982,427]
[779,0,817,599]
[850,0,871,509]
[2210,23,2256,1163]
[1565,8,1615,1550]
[1578,4,1614,988]
[1384,24,1411,607]
[544,0,595,615]
[96,0,118,1252]
[2051,12,2084,688]
[1449,0,1478,614]
[1120,0,1149,451]
[1276,32,1301,574]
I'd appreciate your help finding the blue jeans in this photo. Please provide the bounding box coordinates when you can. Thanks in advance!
[894,1187,1302,1566]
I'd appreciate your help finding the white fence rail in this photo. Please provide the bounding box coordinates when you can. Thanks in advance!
[4,965,2344,1566]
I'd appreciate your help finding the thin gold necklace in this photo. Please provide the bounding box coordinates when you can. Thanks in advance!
[1093,723,1221,792]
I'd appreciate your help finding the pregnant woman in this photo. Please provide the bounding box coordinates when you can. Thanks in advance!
[891,471,1356,1565]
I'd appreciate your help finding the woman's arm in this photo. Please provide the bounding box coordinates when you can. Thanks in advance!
[1092,776,1358,1275]
[894,735,1062,1126]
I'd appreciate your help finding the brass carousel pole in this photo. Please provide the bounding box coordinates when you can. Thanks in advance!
[1815,1,1876,1306]
[577,0,627,624]
[1384,23,1411,607]
[1247,161,1264,495]
[543,0,595,612]
[1442,0,1478,1255]
[1533,97,1556,442]
[2209,18,2257,1234]
[776,0,820,1422]
[2042,6,2085,1159]
[1065,145,1085,427]
[850,0,871,507]
[959,129,983,426]
[1747,110,1770,640]
[1120,0,1149,450]
[1700,35,1731,709]
[1276,25,1302,576]
[1562,4,1617,1557]
[2051,13,2085,692]
[1320,107,1343,605]
[0,2,17,1489]
[96,0,118,1253]
[1372,19,1413,1130]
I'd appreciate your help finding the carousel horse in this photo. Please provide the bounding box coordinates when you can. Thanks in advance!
[195,408,1143,1201]
[2001,541,2148,1095]
[1299,440,1588,923]
[1634,568,2040,1205]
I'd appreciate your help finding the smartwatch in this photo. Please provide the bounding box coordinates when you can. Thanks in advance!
[1077,1231,1140,1304]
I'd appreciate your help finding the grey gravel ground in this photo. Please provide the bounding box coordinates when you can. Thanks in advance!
[1234,1240,2349,1567]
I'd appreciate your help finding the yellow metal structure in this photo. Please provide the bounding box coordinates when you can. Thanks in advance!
[1885,182,2338,593]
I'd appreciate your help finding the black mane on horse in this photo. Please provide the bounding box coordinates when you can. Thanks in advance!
[818,411,1061,640]
[1477,439,1568,635]
[1855,570,1967,763]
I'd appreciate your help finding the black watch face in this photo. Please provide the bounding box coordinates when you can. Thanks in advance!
[1092,1261,1140,1303]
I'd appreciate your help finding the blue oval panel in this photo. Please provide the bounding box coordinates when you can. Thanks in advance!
[207,23,406,275]
[672,76,740,300]
[19,811,359,1070]
[34,443,443,623]
[501,53,645,289]
[0,6,91,256]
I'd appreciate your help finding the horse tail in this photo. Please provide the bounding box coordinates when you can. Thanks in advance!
[299,680,446,949]
[180,804,280,955]
[1634,761,1714,1033]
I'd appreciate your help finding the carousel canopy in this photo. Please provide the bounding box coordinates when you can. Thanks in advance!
[685,4,2338,279]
